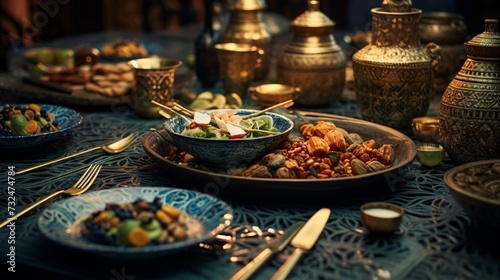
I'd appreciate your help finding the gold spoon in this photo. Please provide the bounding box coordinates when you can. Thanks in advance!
[16,134,136,174]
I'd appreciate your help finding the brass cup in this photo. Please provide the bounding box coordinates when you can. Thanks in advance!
[412,116,440,143]
[360,202,404,234]
[128,57,182,118]
[249,83,301,107]
[214,43,263,98]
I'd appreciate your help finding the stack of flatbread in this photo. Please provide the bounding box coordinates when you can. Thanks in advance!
[39,62,134,97]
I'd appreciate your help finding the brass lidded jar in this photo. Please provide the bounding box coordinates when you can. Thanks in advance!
[352,0,440,129]
[217,0,272,81]
[277,0,346,107]
[439,19,500,164]
[419,12,468,94]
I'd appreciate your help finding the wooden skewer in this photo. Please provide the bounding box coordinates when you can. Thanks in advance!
[172,102,195,118]
[152,99,285,135]
[242,99,294,120]
[152,100,193,123]
[157,109,172,119]
[230,123,279,135]
[151,100,189,117]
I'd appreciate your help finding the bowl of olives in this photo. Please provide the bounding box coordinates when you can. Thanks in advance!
[0,103,83,148]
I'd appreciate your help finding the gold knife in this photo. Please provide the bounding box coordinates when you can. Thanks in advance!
[230,222,305,280]
[270,208,331,280]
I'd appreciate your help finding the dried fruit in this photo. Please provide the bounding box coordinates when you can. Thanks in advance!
[324,129,347,151]
[9,114,27,135]
[305,136,330,157]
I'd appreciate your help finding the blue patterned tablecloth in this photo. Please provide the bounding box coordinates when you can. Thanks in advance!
[0,28,499,280]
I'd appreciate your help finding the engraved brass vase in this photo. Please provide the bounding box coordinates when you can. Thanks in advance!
[439,19,500,164]
[419,12,468,94]
[352,0,440,129]
[217,0,272,81]
[277,0,346,107]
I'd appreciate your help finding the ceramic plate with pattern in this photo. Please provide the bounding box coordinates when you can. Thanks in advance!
[162,109,294,167]
[38,187,233,260]
[0,104,82,148]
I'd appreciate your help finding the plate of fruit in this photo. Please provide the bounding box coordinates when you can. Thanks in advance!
[0,103,83,148]
[37,186,233,259]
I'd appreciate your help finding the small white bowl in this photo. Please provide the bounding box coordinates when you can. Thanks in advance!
[360,202,404,234]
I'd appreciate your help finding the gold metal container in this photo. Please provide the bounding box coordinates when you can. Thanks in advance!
[217,0,272,81]
[277,0,346,107]
[249,83,301,107]
[439,19,500,164]
[419,12,468,94]
[411,116,440,143]
[128,57,182,119]
[352,0,440,129]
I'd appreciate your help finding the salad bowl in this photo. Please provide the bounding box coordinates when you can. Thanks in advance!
[162,109,294,168]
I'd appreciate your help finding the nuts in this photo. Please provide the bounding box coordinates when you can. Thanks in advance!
[351,158,369,175]
[166,119,394,180]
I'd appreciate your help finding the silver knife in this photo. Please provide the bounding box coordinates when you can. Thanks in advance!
[230,222,305,280]
[270,208,331,280]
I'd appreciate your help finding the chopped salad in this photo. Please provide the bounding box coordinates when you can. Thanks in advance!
[181,109,279,139]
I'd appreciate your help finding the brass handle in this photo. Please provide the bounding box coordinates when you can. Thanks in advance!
[0,190,65,229]
[270,248,306,280]
[16,146,101,175]
[230,248,274,280]
[424,42,441,69]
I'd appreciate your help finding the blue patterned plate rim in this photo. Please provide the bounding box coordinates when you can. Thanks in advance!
[0,104,82,140]
[37,187,234,257]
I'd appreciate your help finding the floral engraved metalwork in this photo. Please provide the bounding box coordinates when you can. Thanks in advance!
[352,3,439,129]
[277,0,347,107]
[354,63,433,128]
[217,2,272,81]
[440,20,500,164]
[371,11,421,49]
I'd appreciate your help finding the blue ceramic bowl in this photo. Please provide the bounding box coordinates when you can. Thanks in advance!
[38,187,233,260]
[163,109,294,168]
[0,104,83,148]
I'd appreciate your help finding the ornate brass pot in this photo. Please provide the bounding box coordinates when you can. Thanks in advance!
[352,0,440,129]
[217,0,272,81]
[277,0,346,107]
[439,19,500,164]
[419,12,468,94]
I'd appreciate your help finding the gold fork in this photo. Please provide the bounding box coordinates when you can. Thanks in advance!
[0,164,102,229]
[17,134,135,175]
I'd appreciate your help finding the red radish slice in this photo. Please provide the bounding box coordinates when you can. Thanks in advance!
[226,124,246,139]
[193,112,211,127]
